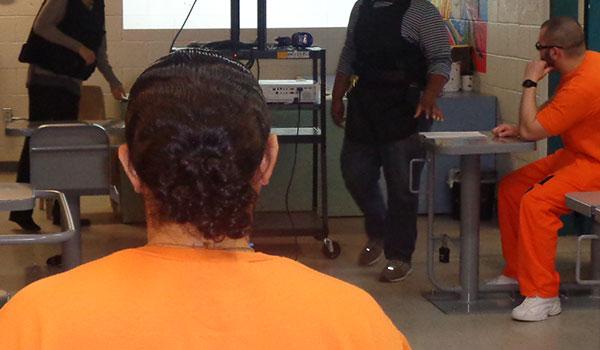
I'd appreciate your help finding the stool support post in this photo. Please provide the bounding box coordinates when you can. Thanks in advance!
[61,194,81,270]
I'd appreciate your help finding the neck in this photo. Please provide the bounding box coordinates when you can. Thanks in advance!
[143,196,252,251]
[146,221,251,251]
[559,52,586,75]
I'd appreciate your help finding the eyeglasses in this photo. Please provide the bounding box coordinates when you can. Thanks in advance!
[535,42,563,50]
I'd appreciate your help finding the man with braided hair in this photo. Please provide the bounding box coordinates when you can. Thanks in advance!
[0,49,410,349]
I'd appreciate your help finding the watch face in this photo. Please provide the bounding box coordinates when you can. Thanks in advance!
[522,79,537,88]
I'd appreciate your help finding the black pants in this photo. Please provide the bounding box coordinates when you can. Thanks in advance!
[342,85,430,263]
[9,85,80,223]
[341,135,426,263]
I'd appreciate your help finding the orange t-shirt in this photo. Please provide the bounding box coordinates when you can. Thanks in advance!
[537,51,600,162]
[0,246,409,349]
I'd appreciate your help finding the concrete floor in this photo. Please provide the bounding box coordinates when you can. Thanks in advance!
[1,182,599,349]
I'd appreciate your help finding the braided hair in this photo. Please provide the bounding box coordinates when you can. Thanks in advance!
[125,48,271,240]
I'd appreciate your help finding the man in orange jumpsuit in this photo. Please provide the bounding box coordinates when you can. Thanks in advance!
[492,16,600,321]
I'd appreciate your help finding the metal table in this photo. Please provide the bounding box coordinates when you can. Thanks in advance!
[420,131,536,313]
[5,119,124,139]
[6,119,319,146]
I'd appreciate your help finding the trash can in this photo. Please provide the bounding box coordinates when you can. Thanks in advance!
[448,168,496,221]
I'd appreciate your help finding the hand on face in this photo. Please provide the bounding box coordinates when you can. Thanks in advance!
[524,60,553,82]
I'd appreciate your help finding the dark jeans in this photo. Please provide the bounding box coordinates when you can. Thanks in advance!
[341,134,426,263]
[10,85,80,223]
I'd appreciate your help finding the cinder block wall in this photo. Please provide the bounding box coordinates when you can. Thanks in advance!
[0,0,566,175]
[479,0,551,176]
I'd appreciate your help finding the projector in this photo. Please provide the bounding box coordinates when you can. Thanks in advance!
[259,79,320,104]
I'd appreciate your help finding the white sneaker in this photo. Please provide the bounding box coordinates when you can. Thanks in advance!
[485,274,518,286]
[512,296,561,322]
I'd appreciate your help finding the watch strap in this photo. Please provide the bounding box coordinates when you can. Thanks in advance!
[522,79,538,88]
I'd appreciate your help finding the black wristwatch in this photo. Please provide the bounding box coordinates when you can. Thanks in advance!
[522,79,538,88]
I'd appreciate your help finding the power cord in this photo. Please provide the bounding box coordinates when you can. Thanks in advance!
[169,0,199,52]
[255,58,261,81]
[242,47,255,70]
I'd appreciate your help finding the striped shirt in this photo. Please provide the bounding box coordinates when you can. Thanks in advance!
[336,0,451,79]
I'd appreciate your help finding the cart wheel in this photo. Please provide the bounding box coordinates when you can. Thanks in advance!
[322,239,341,259]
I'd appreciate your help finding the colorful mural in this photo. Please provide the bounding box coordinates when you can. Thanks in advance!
[430,0,488,73]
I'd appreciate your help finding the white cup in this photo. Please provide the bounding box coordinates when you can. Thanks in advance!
[461,75,473,92]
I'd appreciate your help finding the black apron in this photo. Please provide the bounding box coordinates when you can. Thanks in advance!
[346,0,430,143]
[19,0,106,80]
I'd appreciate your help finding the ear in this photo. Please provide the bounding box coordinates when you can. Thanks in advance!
[118,144,143,193]
[256,134,279,187]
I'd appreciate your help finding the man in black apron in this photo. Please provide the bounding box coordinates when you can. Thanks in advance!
[332,0,450,282]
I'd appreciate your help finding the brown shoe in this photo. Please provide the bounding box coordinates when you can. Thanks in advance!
[379,260,412,283]
[358,239,383,266]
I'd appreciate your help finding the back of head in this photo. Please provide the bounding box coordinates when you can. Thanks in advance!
[125,49,270,240]
[541,16,586,57]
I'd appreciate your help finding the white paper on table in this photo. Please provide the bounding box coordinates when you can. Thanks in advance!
[420,131,488,139]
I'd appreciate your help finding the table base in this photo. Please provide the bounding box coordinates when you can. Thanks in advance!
[424,290,600,314]
[423,291,518,314]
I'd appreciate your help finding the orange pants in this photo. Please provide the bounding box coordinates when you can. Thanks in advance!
[498,149,600,297]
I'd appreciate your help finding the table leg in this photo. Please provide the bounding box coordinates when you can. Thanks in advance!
[424,153,521,313]
[61,194,81,270]
[460,154,481,303]
[592,221,600,298]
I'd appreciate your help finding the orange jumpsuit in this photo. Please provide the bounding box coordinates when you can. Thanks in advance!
[498,51,600,298]
[0,246,409,349]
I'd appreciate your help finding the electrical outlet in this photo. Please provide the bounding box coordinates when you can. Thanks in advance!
[2,107,14,123]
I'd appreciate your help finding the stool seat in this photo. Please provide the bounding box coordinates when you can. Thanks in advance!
[0,183,35,212]
[0,189,75,246]
[565,192,600,217]
[565,192,600,288]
